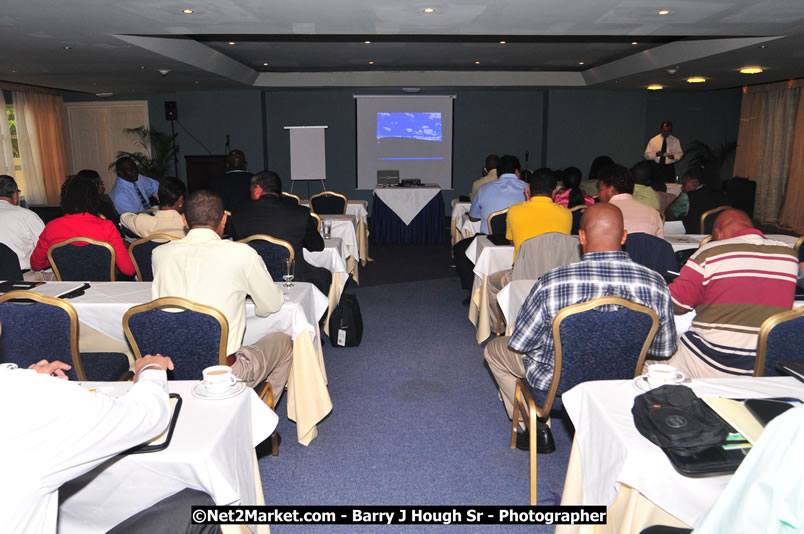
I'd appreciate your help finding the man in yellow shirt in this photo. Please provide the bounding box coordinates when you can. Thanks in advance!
[484,169,572,332]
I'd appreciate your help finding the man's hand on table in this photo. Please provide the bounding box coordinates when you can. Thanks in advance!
[29,360,71,379]
[134,354,175,382]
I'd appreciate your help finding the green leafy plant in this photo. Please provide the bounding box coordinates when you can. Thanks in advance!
[684,140,737,187]
[109,126,178,179]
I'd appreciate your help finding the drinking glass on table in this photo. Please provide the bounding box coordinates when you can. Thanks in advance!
[323,220,332,239]
[283,259,295,288]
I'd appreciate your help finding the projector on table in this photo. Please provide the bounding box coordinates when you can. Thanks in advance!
[400,179,422,187]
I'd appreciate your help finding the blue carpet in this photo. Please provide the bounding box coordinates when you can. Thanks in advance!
[260,278,573,533]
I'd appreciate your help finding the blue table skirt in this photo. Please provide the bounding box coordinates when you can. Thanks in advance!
[370,192,446,244]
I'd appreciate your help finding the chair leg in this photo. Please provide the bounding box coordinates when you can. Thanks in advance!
[257,381,279,457]
[529,406,538,505]
[511,382,523,449]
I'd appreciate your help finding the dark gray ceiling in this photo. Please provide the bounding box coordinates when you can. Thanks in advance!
[1,0,803,95]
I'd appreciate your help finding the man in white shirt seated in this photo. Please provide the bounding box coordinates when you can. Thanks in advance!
[0,174,52,281]
[598,164,664,238]
[0,353,221,534]
[152,190,293,404]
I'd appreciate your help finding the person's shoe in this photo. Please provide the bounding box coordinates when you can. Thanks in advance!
[515,423,556,454]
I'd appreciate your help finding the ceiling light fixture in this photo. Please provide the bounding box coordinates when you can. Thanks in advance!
[263,62,269,66]
[423,7,435,13]
[228,41,235,46]
[368,61,374,65]
[578,61,585,65]
[686,76,706,83]
[63,46,72,50]
[740,66,763,74]
[631,41,638,45]
[647,84,664,90]
[182,9,194,14]
[364,40,371,44]
[474,61,480,65]
[499,40,506,45]
[658,10,670,15]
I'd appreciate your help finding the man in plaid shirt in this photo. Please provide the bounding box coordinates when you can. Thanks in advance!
[484,203,677,449]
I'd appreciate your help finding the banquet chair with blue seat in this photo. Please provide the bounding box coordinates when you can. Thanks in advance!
[754,307,804,377]
[0,243,23,280]
[123,297,229,381]
[487,208,509,238]
[309,191,347,215]
[281,192,301,205]
[129,233,178,282]
[48,236,116,281]
[700,205,730,234]
[0,290,130,381]
[237,234,295,281]
[511,296,659,505]
[310,212,322,232]
[623,232,678,280]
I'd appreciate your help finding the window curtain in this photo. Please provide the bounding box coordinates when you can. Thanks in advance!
[12,91,69,204]
[0,92,15,176]
[778,93,804,232]
[733,80,804,228]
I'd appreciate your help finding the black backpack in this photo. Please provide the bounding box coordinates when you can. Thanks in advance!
[632,385,729,456]
[328,294,363,347]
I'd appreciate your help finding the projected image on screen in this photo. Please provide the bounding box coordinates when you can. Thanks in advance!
[377,112,442,142]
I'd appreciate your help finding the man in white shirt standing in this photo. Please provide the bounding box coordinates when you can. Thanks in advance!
[152,190,293,405]
[0,354,224,533]
[644,120,683,184]
[0,174,49,280]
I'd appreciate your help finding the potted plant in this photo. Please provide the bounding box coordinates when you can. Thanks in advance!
[109,126,178,180]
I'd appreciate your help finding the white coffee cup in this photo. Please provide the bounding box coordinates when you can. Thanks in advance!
[646,363,685,387]
[202,365,236,394]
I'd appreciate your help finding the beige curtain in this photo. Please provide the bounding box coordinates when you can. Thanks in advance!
[754,87,800,224]
[13,92,69,204]
[0,92,15,176]
[778,95,804,232]
[732,92,763,178]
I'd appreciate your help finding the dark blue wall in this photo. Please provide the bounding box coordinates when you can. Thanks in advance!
[65,86,742,208]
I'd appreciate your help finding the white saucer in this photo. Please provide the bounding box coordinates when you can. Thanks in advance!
[633,375,685,392]
[192,381,246,400]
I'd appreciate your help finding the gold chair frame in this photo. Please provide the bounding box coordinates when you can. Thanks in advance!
[128,233,179,281]
[257,381,279,456]
[794,235,803,257]
[236,234,295,264]
[310,212,322,232]
[122,297,229,366]
[568,204,586,212]
[754,307,804,377]
[510,296,659,505]
[282,192,301,205]
[699,205,730,234]
[699,235,713,247]
[0,290,91,381]
[487,208,509,234]
[309,190,348,214]
[47,236,116,281]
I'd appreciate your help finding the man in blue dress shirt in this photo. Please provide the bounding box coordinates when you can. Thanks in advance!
[109,157,159,215]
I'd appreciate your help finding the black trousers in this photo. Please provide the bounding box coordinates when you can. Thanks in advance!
[453,236,479,290]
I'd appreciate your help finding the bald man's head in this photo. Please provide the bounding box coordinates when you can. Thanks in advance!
[712,209,753,241]
[578,203,627,253]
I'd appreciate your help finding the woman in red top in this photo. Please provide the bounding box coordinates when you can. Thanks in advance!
[30,174,136,276]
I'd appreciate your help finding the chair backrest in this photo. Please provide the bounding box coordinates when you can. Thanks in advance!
[309,191,347,214]
[282,192,301,205]
[700,205,730,234]
[795,236,803,262]
[237,234,294,280]
[512,233,581,281]
[0,243,23,280]
[755,308,804,377]
[129,233,178,282]
[487,208,508,236]
[48,236,116,281]
[310,212,322,232]
[569,205,585,235]
[123,297,229,380]
[0,290,87,380]
[540,296,659,413]
[623,232,678,278]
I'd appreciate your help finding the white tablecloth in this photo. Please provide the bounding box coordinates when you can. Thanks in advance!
[666,233,798,252]
[320,214,360,263]
[450,200,472,246]
[59,380,275,533]
[560,377,804,528]
[305,238,348,336]
[466,236,515,343]
[34,281,331,445]
[663,220,686,235]
[373,186,441,225]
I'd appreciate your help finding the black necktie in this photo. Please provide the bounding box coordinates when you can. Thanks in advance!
[660,137,667,165]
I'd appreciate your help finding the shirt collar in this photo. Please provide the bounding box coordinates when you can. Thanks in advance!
[581,250,630,261]
[498,173,520,181]
[528,195,554,204]
[610,193,633,201]
[184,228,221,242]
[732,228,765,239]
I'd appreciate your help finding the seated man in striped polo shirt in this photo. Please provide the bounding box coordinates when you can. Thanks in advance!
[668,209,799,377]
